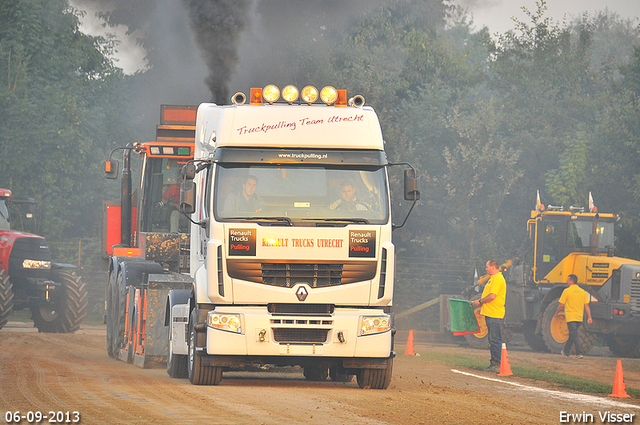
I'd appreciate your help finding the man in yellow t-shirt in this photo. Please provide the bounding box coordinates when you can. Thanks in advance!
[555,274,592,359]
[472,259,507,371]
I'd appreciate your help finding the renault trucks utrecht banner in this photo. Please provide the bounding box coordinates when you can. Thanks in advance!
[227,228,376,258]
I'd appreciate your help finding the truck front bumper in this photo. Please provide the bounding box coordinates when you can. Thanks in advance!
[203,306,393,359]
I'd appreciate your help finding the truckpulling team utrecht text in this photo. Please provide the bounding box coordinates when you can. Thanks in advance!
[236,114,365,135]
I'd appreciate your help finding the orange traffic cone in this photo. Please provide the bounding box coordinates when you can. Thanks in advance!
[498,343,513,376]
[404,330,415,356]
[610,359,631,398]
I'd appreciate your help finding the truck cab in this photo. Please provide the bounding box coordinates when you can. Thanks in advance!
[172,85,419,388]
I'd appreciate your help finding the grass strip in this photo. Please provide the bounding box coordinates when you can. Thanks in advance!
[417,350,640,397]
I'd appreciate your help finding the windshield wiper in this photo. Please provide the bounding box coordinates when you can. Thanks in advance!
[227,216,293,226]
[302,218,370,225]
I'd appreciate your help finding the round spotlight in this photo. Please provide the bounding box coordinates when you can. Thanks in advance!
[282,85,299,104]
[263,84,280,104]
[301,85,319,104]
[320,86,338,105]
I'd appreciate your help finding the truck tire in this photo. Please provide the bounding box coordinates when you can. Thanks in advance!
[167,338,188,378]
[31,270,87,333]
[167,328,188,378]
[522,321,548,352]
[106,270,126,358]
[606,335,640,358]
[188,309,222,385]
[356,358,393,389]
[0,269,13,330]
[106,269,117,358]
[541,300,595,355]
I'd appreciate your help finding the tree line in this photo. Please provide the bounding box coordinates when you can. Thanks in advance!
[1,0,640,275]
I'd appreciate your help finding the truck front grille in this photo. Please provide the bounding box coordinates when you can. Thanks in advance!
[226,260,376,286]
[262,263,342,287]
[272,328,328,343]
[268,303,333,315]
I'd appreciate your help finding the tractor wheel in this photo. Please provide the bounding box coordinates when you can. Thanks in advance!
[0,269,13,330]
[356,358,393,389]
[501,327,514,345]
[464,305,489,349]
[31,270,87,333]
[303,364,328,381]
[541,300,595,355]
[188,309,222,385]
[606,335,640,358]
[522,321,548,352]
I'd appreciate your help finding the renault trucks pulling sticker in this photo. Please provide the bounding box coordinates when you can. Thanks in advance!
[229,229,256,256]
[349,230,376,258]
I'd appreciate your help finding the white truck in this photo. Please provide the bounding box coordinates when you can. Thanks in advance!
[167,85,419,388]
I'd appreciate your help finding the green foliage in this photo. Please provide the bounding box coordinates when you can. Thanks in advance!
[545,129,590,207]
[4,0,640,330]
[0,0,137,243]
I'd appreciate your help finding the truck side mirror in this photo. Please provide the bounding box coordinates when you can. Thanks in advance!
[182,163,197,180]
[404,169,420,201]
[105,160,119,179]
[180,181,196,214]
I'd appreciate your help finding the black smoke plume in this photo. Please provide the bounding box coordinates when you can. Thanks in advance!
[183,0,252,103]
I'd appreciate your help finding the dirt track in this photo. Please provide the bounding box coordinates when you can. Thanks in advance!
[1,323,640,425]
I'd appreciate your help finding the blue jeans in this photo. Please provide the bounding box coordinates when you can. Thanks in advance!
[486,317,503,365]
[564,321,582,355]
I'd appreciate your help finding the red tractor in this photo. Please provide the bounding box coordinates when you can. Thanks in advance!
[0,188,87,332]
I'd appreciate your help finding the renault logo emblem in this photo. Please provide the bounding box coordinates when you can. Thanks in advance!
[296,285,309,302]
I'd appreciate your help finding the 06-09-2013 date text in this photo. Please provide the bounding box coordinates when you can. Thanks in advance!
[4,411,80,424]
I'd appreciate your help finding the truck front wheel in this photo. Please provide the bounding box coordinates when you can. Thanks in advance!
[0,269,13,330]
[31,270,88,333]
[356,358,393,389]
[188,309,222,385]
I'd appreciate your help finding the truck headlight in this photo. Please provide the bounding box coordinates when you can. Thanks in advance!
[207,312,243,334]
[360,315,391,336]
[22,259,51,269]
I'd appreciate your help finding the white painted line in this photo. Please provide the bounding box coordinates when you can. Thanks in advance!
[451,369,640,410]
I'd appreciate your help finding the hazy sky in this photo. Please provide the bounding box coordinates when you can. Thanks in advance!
[75,0,640,75]
[458,0,640,34]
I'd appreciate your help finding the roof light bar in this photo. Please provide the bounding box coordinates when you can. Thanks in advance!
[336,89,347,107]
[282,85,299,104]
[320,86,338,105]
[263,84,280,104]
[301,86,319,105]
[250,88,263,105]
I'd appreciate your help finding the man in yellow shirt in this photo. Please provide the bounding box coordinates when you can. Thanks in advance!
[555,274,592,359]
[472,259,506,371]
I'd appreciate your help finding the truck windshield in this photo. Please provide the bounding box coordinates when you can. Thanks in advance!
[566,219,615,250]
[213,164,389,225]
[141,157,191,233]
